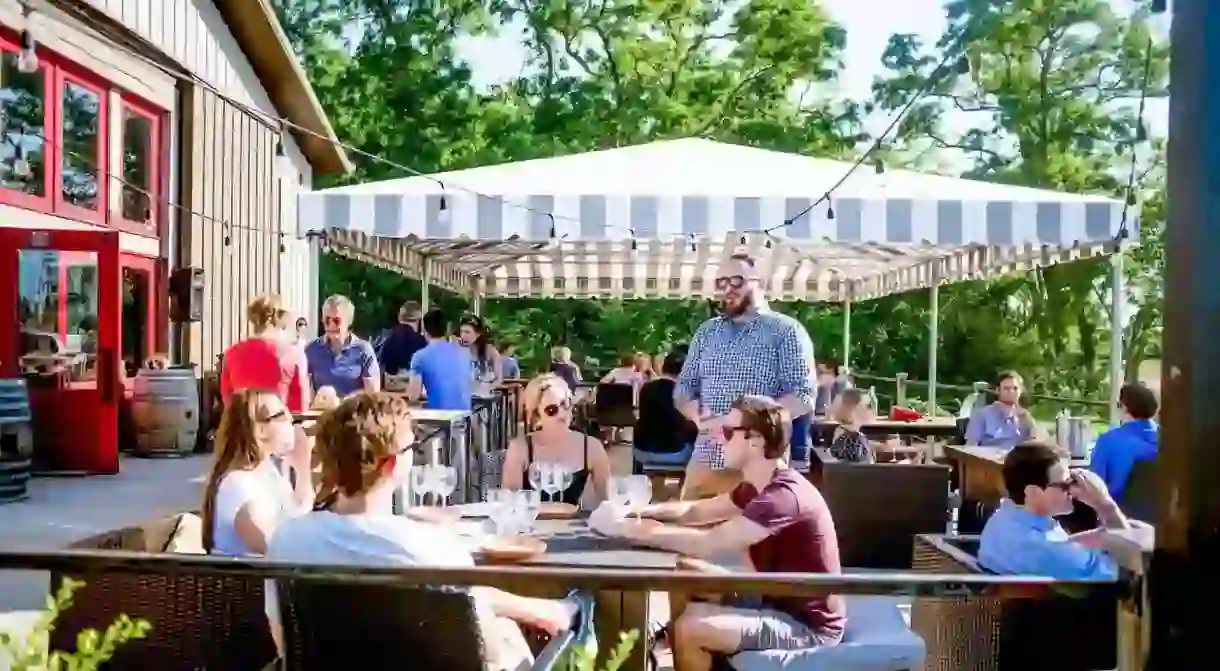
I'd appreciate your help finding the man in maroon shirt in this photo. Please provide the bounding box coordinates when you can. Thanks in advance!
[590,395,845,671]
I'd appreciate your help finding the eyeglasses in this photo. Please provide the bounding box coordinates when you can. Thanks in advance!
[323,316,344,326]
[543,398,573,417]
[720,425,749,441]
[715,275,752,290]
[1047,478,1073,492]
[261,409,290,424]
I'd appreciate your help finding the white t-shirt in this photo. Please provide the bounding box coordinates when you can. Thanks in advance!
[211,459,295,556]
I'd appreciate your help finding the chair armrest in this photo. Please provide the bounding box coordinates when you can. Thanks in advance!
[532,590,597,671]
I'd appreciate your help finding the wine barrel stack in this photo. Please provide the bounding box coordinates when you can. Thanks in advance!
[130,367,200,457]
[0,378,34,504]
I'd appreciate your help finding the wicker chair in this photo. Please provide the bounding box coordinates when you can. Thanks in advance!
[277,582,595,671]
[910,534,1117,671]
[49,526,277,671]
[593,383,636,429]
[820,462,951,568]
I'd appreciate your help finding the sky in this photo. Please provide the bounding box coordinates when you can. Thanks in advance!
[453,0,1169,154]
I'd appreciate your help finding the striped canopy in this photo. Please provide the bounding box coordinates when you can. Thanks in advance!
[299,139,1133,301]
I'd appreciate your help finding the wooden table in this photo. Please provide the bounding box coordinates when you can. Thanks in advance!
[1106,526,1153,671]
[815,417,960,439]
[943,445,1089,508]
[454,509,673,671]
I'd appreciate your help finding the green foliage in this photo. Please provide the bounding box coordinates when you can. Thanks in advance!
[0,578,151,671]
[562,629,639,671]
[284,0,1166,408]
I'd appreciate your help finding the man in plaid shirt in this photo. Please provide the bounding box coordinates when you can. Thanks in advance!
[675,252,818,499]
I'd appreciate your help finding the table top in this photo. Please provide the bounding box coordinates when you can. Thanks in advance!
[451,505,677,569]
[814,417,958,431]
[945,444,1090,468]
[293,406,470,424]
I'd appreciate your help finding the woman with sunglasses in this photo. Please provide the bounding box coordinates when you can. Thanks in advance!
[502,374,611,506]
[201,388,313,557]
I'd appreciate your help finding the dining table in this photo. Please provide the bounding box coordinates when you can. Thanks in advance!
[1104,524,1153,671]
[943,444,1090,508]
[445,503,691,671]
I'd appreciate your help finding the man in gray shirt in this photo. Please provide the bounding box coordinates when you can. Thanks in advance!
[965,371,1038,447]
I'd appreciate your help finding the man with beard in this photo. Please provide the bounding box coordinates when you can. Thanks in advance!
[674,252,817,499]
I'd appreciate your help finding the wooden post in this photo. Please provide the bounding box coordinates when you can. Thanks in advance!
[1147,2,1220,668]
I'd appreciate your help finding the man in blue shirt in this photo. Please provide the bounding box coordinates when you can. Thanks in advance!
[965,371,1038,447]
[979,442,1132,580]
[407,309,472,411]
[1089,382,1158,502]
[305,295,380,397]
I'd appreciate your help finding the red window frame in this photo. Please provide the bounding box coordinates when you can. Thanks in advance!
[113,94,163,236]
[0,35,56,213]
[0,27,166,238]
[51,62,108,227]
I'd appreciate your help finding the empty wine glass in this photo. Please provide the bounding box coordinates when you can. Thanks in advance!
[528,462,551,500]
[607,475,632,508]
[516,490,541,532]
[409,465,430,507]
[486,495,513,536]
[541,462,566,503]
[626,475,653,521]
[551,464,575,500]
[432,465,458,507]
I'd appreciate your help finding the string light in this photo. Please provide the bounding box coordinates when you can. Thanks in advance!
[17,29,37,73]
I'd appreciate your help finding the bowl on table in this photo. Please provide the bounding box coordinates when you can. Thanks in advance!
[477,535,547,562]
[537,502,579,520]
[405,506,462,524]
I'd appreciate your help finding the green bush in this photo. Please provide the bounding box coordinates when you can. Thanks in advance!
[563,629,639,671]
[0,578,150,671]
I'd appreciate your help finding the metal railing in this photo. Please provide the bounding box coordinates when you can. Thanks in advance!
[852,371,1109,416]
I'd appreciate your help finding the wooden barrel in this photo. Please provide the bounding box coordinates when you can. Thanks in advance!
[0,378,33,503]
[130,368,200,456]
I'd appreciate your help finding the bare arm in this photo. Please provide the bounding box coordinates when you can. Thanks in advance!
[624,516,770,559]
[586,437,612,501]
[642,494,740,525]
[232,502,275,555]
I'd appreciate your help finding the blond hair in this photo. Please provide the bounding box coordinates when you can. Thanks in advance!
[201,389,280,551]
[312,392,413,508]
[551,346,571,362]
[247,295,288,332]
[521,374,571,431]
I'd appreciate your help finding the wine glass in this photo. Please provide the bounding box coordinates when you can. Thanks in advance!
[607,475,632,508]
[409,465,429,507]
[626,475,653,521]
[552,464,574,499]
[528,462,551,500]
[486,495,513,536]
[542,462,566,503]
[433,465,458,507]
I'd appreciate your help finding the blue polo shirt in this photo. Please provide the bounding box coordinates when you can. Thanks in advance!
[305,334,379,397]
[1089,419,1158,502]
[978,500,1117,580]
[410,340,473,411]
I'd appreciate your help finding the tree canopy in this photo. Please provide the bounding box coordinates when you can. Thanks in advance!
[274,0,1166,408]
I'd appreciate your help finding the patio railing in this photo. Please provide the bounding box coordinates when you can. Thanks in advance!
[852,371,1110,417]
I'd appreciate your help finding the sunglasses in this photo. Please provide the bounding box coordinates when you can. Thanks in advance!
[260,409,290,424]
[542,398,573,417]
[323,316,344,325]
[720,424,749,441]
[715,275,752,290]
[1047,476,1075,492]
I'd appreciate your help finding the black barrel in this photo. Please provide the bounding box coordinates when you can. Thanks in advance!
[0,378,33,503]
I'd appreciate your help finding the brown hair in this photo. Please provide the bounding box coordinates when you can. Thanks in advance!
[731,395,791,459]
[832,388,866,423]
[312,392,413,509]
[247,295,288,332]
[201,389,279,552]
[1002,441,1061,505]
[522,374,570,432]
[619,352,636,367]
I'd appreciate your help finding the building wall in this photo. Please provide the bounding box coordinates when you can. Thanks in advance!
[81,0,318,369]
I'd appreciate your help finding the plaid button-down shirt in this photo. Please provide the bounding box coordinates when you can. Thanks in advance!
[677,307,817,468]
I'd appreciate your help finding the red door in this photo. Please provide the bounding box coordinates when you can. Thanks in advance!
[0,228,121,474]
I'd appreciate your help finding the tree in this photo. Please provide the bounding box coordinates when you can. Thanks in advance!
[871,0,1168,395]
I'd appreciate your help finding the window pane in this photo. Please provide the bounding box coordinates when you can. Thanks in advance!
[121,109,152,222]
[0,52,46,196]
[61,81,100,210]
[18,250,99,383]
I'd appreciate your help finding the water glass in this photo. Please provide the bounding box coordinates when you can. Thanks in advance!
[607,475,632,508]
[432,465,458,507]
[409,466,430,507]
[517,489,542,531]
[626,475,653,521]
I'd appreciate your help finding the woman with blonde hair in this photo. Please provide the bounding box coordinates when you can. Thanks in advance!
[266,391,577,666]
[201,389,312,556]
[549,345,582,391]
[220,295,311,414]
[502,374,611,506]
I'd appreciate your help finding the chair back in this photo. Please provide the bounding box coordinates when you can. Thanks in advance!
[1121,457,1157,523]
[820,462,950,568]
[278,582,487,671]
[594,383,635,427]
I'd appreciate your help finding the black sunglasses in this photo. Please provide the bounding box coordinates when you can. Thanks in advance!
[543,398,573,417]
[715,275,753,290]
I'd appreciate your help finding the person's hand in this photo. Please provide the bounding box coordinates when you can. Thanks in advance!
[639,502,688,522]
[527,598,578,636]
[1068,468,1114,510]
[588,501,628,537]
[285,428,314,471]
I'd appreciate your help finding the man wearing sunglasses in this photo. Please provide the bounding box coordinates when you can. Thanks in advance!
[305,295,381,398]
[674,252,817,499]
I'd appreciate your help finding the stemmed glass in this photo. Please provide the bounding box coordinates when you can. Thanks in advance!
[409,465,430,507]
[608,475,632,509]
[548,464,574,503]
[485,489,514,536]
[541,463,568,503]
[516,490,542,532]
[626,475,653,522]
[431,465,458,507]
[528,462,551,501]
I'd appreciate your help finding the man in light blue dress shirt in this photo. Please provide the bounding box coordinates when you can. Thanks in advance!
[979,442,1135,579]
[965,371,1037,447]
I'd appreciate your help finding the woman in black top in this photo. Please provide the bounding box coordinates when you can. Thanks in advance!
[502,374,611,506]
[827,388,875,463]
[634,350,698,465]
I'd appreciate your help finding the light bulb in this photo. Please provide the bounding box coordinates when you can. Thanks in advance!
[437,206,451,223]
[16,49,37,74]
